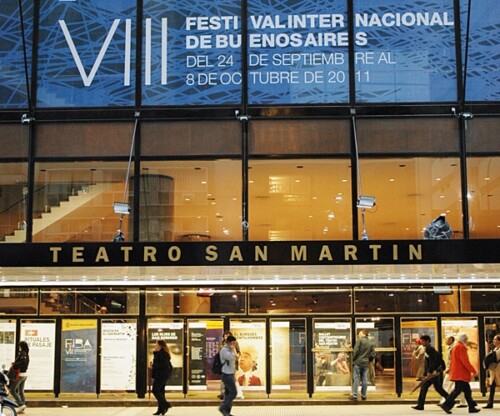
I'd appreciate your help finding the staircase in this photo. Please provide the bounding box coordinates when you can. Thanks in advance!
[2,182,114,243]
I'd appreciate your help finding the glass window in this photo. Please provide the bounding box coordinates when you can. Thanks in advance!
[146,288,246,315]
[355,0,457,103]
[355,286,459,314]
[460,286,500,312]
[0,162,29,242]
[40,288,139,315]
[249,159,353,241]
[466,157,500,239]
[33,162,130,242]
[140,160,242,241]
[0,288,38,314]
[357,157,463,239]
[249,287,352,315]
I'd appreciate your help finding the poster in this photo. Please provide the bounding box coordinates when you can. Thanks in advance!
[148,322,183,389]
[401,320,437,378]
[230,321,266,390]
[441,318,479,379]
[0,320,16,369]
[61,319,97,393]
[206,321,224,381]
[313,321,351,391]
[271,321,290,389]
[21,321,56,390]
[101,320,137,391]
[188,322,206,388]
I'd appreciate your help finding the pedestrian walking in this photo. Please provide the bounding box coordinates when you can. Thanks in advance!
[219,335,240,416]
[411,335,448,410]
[439,333,480,414]
[483,333,500,409]
[151,339,173,415]
[10,340,29,414]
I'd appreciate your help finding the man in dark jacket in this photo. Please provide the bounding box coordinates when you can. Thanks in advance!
[350,329,375,400]
[412,335,448,410]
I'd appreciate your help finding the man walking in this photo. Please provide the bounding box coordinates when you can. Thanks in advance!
[439,333,480,414]
[483,333,500,409]
[350,328,375,401]
[412,335,448,410]
[219,335,240,416]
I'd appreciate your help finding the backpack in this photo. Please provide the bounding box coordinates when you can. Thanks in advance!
[211,351,224,375]
[483,350,498,369]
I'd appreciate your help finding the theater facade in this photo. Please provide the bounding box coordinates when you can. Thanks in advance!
[0,0,499,401]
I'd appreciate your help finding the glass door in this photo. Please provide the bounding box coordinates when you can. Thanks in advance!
[355,318,396,395]
[312,319,352,393]
[400,317,437,394]
[270,319,307,397]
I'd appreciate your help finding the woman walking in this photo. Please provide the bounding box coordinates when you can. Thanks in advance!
[151,339,173,415]
[10,340,30,414]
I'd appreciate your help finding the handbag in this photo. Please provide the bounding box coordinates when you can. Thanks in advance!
[7,366,20,384]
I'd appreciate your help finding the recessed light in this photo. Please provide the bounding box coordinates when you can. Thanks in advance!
[484,177,491,181]
[436,177,442,181]
[389,178,395,182]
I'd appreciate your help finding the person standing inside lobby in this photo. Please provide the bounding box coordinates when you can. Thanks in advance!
[484,334,500,409]
[350,329,375,401]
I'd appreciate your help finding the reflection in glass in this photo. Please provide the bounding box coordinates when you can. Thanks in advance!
[0,289,37,314]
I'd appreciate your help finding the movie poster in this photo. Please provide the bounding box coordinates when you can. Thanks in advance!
[271,321,290,389]
[101,320,137,391]
[230,321,266,390]
[148,321,183,389]
[401,320,437,378]
[21,321,56,390]
[0,320,16,367]
[61,319,97,393]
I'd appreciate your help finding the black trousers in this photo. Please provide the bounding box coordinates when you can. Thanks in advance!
[152,377,170,412]
[487,380,496,406]
[443,380,476,410]
[417,374,448,407]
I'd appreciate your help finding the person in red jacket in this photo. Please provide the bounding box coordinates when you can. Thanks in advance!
[439,333,480,414]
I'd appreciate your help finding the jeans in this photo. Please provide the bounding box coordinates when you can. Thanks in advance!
[11,375,27,406]
[352,365,368,398]
[220,373,237,414]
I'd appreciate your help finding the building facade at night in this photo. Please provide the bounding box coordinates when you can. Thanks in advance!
[0,0,499,401]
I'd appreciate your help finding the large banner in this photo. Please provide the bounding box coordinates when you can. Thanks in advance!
[21,321,56,391]
[100,320,137,391]
[1,0,498,107]
[231,321,266,390]
[61,319,97,393]
[271,321,290,389]
[0,320,16,368]
[188,322,206,389]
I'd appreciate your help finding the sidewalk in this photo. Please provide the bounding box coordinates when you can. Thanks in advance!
[17,404,493,416]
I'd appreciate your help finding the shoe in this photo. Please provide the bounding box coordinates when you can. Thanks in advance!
[412,406,424,410]
[219,406,230,416]
[361,397,367,401]
[438,404,452,414]
[349,395,357,400]
[458,405,468,408]
[468,409,480,413]
[483,404,493,409]
[18,405,26,414]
